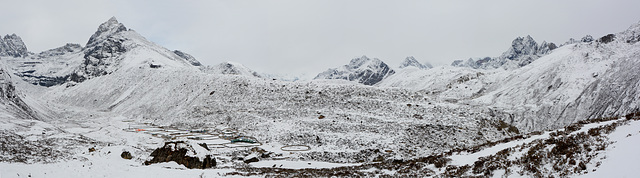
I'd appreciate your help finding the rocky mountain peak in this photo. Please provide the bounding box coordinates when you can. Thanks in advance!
[502,35,539,60]
[452,35,557,69]
[314,55,395,85]
[86,17,128,47]
[0,34,30,57]
[399,56,431,69]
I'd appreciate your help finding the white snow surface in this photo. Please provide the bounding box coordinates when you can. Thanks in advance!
[578,120,640,178]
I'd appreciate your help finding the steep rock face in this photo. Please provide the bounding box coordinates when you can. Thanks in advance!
[315,56,395,85]
[452,36,557,69]
[0,34,30,58]
[399,56,431,69]
[0,68,38,120]
[173,50,202,66]
[74,17,129,82]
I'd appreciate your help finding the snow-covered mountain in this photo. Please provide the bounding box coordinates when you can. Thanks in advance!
[2,17,202,86]
[314,55,395,85]
[452,35,558,69]
[380,22,640,132]
[398,56,432,69]
[0,17,639,177]
[0,34,31,58]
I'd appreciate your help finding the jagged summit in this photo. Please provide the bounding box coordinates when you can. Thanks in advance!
[86,17,128,47]
[0,34,30,57]
[452,35,557,69]
[501,35,538,59]
[315,55,395,85]
[399,56,431,69]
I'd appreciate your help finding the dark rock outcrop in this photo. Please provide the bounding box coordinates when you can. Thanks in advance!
[173,50,202,66]
[597,34,616,44]
[121,151,132,159]
[144,141,216,169]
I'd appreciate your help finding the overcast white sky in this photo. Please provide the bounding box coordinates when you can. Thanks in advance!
[1,0,639,78]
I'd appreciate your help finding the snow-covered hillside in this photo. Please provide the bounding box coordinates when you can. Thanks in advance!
[380,22,640,132]
[0,17,639,177]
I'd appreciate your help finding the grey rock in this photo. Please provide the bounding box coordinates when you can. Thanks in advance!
[0,34,30,57]
[173,50,202,66]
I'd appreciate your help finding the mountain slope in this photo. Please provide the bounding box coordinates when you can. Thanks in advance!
[0,67,39,120]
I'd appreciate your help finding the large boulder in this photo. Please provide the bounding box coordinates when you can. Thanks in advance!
[144,141,216,169]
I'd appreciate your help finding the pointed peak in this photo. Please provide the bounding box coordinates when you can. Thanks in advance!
[0,33,29,57]
[399,56,427,69]
[108,16,118,23]
[86,17,128,46]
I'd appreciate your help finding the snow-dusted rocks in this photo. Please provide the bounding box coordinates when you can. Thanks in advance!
[0,34,30,58]
[86,17,128,47]
[0,68,38,120]
[399,56,432,69]
[452,35,557,69]
[315,55,395,85]
[36,43,83,58]
[173,50,202,66]
[621,21,640,44]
